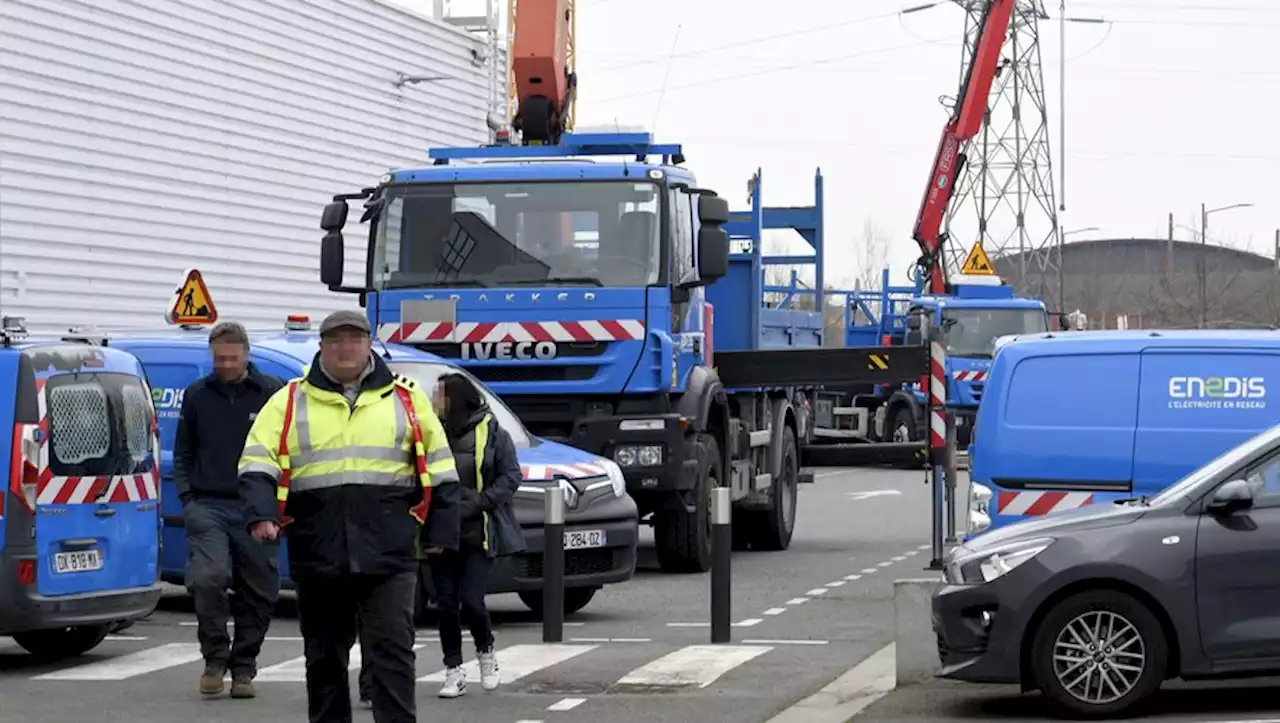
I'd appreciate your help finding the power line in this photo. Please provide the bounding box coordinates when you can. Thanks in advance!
[1069,1,1280,12]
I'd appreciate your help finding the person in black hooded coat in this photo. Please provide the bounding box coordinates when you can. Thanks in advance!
[428,373,526,698]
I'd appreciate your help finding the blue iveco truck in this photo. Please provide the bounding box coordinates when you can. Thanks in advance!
[316,132,930,572]
[816,269,1051,455]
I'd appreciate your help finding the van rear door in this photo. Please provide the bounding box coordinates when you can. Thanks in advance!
[1135,347,1280,495]
[25,357,160,597]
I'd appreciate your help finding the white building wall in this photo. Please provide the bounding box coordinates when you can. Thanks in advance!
[0,0,492,333]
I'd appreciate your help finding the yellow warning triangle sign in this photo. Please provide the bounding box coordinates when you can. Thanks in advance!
[960,241,996,276]
[166,269,219,325]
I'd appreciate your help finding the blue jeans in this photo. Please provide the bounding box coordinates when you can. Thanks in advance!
[184,497,280,677]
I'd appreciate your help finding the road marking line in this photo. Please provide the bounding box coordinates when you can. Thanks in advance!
[735,618,763,627]
[666,622,708,627]
[615,644,771,688]
[905,550,920,556]
[264,636,304,641]
[892,555,907,562]
[825,581,845,588]
[806,588,828,596]
[515,720,544,723]
[877,561,893,567]
[918,544,931,550]
[105,635,147,641]
[570,637,650,643]
[845,574,862,581]
[765,643,895,722]
[35,642,203,680]
[420,643,596,683]
[764,608,787,615]
[785,597,808,605]
[548,697,586,711]
[743,639,829,646]
[506,621,585,628]
[260,643,428,681]
[860,568,878,574]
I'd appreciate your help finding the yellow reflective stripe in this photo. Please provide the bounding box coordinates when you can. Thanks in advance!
[290,471,417,492]
[476,415,490,552]
[275,485,289,502]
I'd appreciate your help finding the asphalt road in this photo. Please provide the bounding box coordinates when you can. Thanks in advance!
[0,465,937,723]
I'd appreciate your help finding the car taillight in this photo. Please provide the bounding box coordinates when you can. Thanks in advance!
[9,423,36,514]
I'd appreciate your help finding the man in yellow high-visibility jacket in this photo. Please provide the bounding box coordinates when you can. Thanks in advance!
[238,310,460,723]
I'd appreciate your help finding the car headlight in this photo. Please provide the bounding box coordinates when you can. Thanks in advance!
[599,458,625,498]
[946,537,1053,585]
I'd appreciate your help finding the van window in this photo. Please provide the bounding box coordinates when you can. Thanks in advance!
[46,373,154,477]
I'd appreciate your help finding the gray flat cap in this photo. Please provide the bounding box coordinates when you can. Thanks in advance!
[319,310,371,336]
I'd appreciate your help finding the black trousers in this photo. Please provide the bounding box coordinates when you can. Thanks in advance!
[296,570,417,723]
[428,546,495,668]
[184,497,279,678]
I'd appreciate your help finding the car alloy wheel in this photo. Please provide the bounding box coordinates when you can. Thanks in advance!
[1052,610,1146,706]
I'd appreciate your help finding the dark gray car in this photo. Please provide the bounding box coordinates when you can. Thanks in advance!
[933,423,1280,718]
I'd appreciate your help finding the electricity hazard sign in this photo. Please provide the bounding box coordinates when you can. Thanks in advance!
[960,241,996,276]
[166,269,218,325]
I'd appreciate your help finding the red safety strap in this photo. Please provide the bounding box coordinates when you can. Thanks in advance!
[393,385,433,524]
[276,381,300,527]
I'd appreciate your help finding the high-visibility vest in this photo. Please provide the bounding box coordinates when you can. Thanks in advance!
[474,414,491,551]
[250,377,454,527]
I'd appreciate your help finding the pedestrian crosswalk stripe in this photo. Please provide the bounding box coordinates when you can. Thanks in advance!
[34,643,204,681]
[614,645,772,689]
[418,643,597,684]
[258,643,429,682]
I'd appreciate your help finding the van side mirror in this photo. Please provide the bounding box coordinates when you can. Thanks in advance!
[697,195,730,226]
[1207,479,1254,515]
[320,232,345,289]
[697,227,729,282]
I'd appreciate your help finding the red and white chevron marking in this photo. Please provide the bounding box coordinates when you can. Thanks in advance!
[996,490,1095,516]
[28,377,160,506]
[377,320,645,344]
[929,340,947,450]
[952,370,988,382]
[520,462,609,481]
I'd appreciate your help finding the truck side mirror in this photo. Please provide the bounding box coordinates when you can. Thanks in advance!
[320,232,345,289]
[321,201,348,232]
[697,195,730,226]
[697,227,730,281]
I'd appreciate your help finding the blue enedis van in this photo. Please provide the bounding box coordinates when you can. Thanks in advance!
[0,321,163,660]
[110,316,639,616]
[966,329,1280,538]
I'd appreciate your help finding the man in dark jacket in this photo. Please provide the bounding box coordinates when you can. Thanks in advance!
[174,321,284,699]
[238,310,461,723]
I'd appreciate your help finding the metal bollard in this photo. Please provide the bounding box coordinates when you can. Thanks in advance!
[929,462,945,570]
[710,487,732,644]
[542,485,565,643]
[944,411,958,544]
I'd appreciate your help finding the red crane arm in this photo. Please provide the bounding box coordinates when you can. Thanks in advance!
[911,0,1016,294]
[511,0,576,145]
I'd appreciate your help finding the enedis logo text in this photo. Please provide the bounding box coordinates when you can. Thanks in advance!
[1168,376,1267,409]
[152,388,185,417]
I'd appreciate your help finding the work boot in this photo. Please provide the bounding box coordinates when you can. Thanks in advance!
[438,666,467,698]
[478,649,500,691]
[199,665,226,695]
[230,675,256,699]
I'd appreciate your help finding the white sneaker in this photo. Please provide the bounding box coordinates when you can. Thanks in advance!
[438,666,467,698]
[477,649,500,691]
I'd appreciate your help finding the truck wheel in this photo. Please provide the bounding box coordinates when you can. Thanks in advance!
[13,625,111,661]
[655,433,720,574]
[1030,590,1167,719]
[890,405,927,469]
[745,425,798,551]
[518,587,598,617]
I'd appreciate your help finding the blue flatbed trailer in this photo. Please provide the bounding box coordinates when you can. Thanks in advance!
[315,132,929,572]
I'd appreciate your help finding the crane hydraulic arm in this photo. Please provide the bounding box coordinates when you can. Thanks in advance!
[511,0,577,145]
[911,0,1015,295]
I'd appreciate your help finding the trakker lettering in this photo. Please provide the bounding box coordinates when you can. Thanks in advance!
[460,341,558,361]
[1168,376,1267,409]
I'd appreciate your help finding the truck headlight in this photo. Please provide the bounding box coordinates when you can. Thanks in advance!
[599,459,625,498]
[968,482,992,535]
[948,537,1053,585]
[614,444,663,467]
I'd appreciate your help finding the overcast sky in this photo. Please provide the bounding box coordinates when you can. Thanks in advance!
[400,0,1277,289]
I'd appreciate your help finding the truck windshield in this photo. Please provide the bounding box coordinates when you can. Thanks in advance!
[943,308,1048,358]
[371,181,662,290]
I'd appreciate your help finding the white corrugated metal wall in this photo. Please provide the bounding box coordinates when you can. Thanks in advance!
[0,0,491,333]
